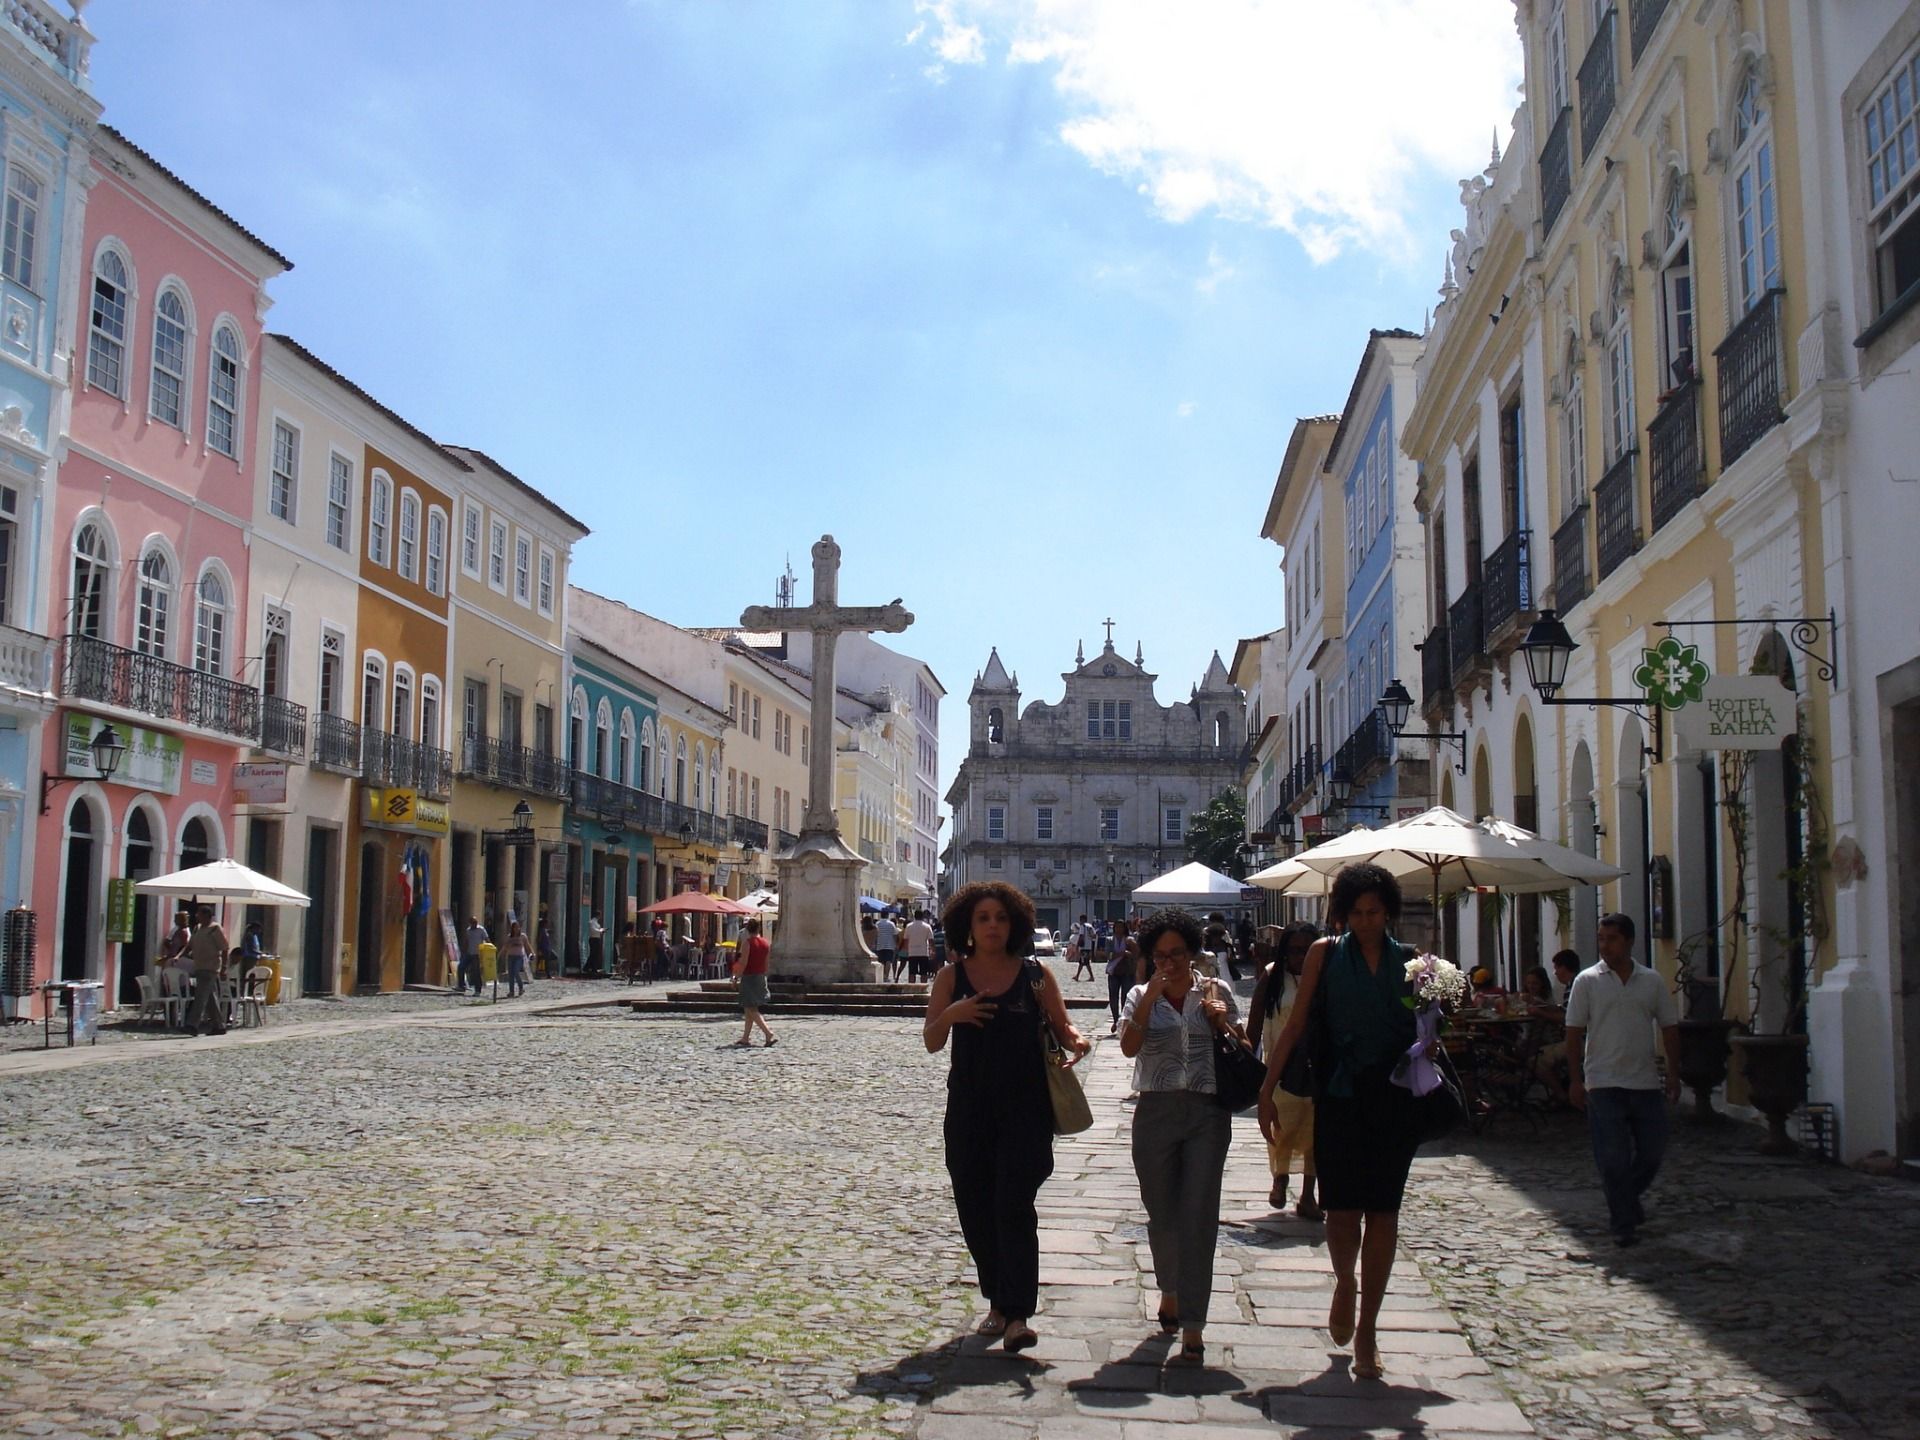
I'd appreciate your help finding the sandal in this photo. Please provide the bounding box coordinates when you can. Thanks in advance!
[1268,1180,1288,1209]
[1352,1338,1384,1379]
[1002,1321,1038,1354]
[975,1313,1007,1337]
[1167,1338,1205,1367]
[1296,1197,1324,1222]
[1155,1306,1178,1335]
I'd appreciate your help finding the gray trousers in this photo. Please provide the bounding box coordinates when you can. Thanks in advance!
[1131,1089,1232,1326]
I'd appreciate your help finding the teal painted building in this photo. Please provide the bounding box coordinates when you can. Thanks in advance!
[561,639,658,971]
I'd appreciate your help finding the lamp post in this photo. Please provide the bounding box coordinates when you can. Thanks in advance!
[1517,609,1663,762]
[40,723,126,815]
[1377,679,1467,775]
[1104,847,1118,926]
[1327,765,1390,821]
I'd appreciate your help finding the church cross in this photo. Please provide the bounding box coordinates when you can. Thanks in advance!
[1102,617,1115,647]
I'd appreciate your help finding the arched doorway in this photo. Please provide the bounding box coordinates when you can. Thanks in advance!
[1513,716,1541,983]
[180,816,212,870]
[1748,631,1803,1032]
[120,806,159,1005]
[1569,741,1599,955]
[60,796,101,982]
[1616,719,1650,949]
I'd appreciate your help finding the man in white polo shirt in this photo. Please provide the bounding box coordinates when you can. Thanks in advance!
[1564,912,1680,1247]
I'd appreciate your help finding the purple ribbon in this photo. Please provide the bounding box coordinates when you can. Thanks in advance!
[1391,1003,1444,1096]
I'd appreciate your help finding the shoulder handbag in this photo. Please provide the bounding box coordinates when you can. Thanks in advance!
[1208,981,1267,1112]
[1028,963,1093,1135]
[1412,1045,1467,1145]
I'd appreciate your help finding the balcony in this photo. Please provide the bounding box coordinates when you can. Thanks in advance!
[1420,623,1451,717]
[1716,288,1786,469]
[1594,449,1642,581]
[2,1,93,84]
[1335,711,1394,788]
[730,815,770,850]
[61,634,261,743]
[1552,503,1593,613]
[458,733,570,797]
[1539,105,1572,236]
[1648,379,1706,535]
[1578,8,1618,161]
[313,713,363,774]
[571,770,666,834]
[361,729,452,800]
[774,828,799,852]
[1481,529,1534,649]
[1276,744,1319,814]
[1630,0,1671,64]
[260,695,308,758]
[1448,583,1486,688]
[0,623,54,699]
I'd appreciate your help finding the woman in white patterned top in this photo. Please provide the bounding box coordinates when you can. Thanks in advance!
[1117,908,1241,1368]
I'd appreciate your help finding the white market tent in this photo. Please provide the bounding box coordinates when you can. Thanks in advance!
[1130,861,1255,909]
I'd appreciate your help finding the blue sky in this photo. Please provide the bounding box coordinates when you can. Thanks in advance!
[89,1,1520,804]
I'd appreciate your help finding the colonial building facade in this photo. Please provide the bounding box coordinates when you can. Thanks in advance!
[944,635,1246,934]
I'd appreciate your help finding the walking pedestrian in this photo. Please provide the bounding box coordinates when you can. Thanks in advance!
[537,913,557,979]
[732,918,777,1047]
[1118,908,1241,1367]
[182,905,231,1036]
[1068,915,1096,981]
[1248,922,1322,1219]
[1256,863,1422,1380]
[924,881,1089,1355]
[1105,918,1137,1032]
[903,908,934,983]
[460,916,487,996]
[501,920,532,998]
[587,913,606,974]
[875,910,899,983]
[1565,914,1680,1247]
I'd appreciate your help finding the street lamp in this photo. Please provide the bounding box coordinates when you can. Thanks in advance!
[1518,609,1663,761]
[1273,808,1296,856]
[1377,679,1467,775]
[40,723,126,815]
[511,798,533,833]
[1326,764,1390,820]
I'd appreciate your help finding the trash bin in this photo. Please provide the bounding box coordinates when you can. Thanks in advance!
[70,983,102,1044]
[263,957,283,1005]
[478,941,498,987]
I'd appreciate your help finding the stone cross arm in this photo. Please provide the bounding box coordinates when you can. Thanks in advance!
[741,602,913,634]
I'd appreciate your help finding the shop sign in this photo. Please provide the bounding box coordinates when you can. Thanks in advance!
[438,907,460,965]
[190,759,218,787]
[364,787,450,835]
[66,714,181,795]
[673,868,706,892]
[105,877,136,943]
[234,762,289,804]
[1673,674,1796,753]
[546,849,568,886]
[1634,637,1712,711]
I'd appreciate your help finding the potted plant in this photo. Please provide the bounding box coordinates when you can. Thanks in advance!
[1671,931,1735,1123]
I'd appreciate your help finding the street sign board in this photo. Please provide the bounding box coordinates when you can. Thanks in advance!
[1673,674,1796,752]
[234,762,289,804]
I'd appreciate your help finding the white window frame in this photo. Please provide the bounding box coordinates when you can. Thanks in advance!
[1544,0,1569,116]
[149,284,191,429]
[986,804,1006,841]
[1729,63,1781,317]
[396,489,420,582]
[1162,806,1184,844]
[326,451,352,551]
[319,626,344,715]
[1035,805,1053,841]
[205,321,243,458]
[269,418,298,523]
[135,543,174,658]
[368,470,392,566]
[1862,39,1920,319]
[1604,266,1635,464]
[513,531,532,605]
[1099,806,1121,842]
[425,506,448,595]
[420,676,442,747]
[86,243,133,398]
[488,516,508,592]
[2,159,43,293]
[537,544,555,617]
[193,563,230,677]
[460,500,483,577]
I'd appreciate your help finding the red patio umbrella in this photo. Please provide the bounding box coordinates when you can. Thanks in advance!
[637,891,754,916]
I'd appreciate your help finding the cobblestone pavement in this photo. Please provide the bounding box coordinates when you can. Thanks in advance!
[1400,1112,1920,1440]
[1,965,1911,1438]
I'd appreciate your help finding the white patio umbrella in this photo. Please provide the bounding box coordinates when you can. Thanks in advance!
[133,857,311,907]
[738,887,781,913]
[1130,860,1254,909]
[1473,816,1624,890]
[1245,857,1337,898]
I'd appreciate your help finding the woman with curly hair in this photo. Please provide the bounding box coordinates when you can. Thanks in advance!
[1247,921,1322,1219]
[925,881,1090,1354]
[1256,864,1418,1380]
[1118,907,1241,1367]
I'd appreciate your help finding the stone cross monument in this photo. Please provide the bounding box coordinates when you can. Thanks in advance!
[741,535,912,982]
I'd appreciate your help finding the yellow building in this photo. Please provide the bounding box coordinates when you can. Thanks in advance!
[1405,1,1834,1057]
[441,447,587,953]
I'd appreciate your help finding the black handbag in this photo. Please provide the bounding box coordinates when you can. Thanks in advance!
[1210,979,1267,1113]
[1411,1046,1467,1145]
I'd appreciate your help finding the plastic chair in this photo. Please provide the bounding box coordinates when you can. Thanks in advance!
[158,967,192,1028]
[235,965,271,1028]
[135,972,166,1024]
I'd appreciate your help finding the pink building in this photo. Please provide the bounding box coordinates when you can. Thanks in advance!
[33,127,290,1010]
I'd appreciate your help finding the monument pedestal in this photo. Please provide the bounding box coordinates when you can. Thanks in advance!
[767,830,876,984]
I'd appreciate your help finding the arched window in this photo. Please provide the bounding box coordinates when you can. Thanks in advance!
[1604,265,1634,464]
[362,655,385,729]
[3,165,43,292]
[1730,65,1780,315]
[639,719,654,793]
[709,759,720,814]
[420,676,441,747]
[693,744,705,809]
[986,706,1004,743]
[1657,173,1694,384]
[568,686,587,770]
[70,521,111,639]
[392,667,414,737]
[193,567,228,675]
[674,734,687,805]
[136,548,172,657]
[87,249,130,396]
[206,323,242,457]
[368,471,391,566]
[149,287,189,428]
[180,816,211,870]
[1560,334,1586,510]
[618,710,635,785]
[425,507,447,594]
[595,699,612,779]
[396,490,420,581]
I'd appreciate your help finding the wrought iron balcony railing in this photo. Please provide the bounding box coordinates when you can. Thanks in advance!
[1420,623,1451,716]
[1539,105,1572,236]
[458,733,570,796]
[1276,744,1319,814]
[1578,8,1619,160]
[260,694,308,758]
[1716,288,1786,469]
[1336,711,1394,786]
[730,815,770,850]
[1552,503,1592,614]
[1448,582,1486,687]
[61,634,260,742]
[1482,529,1533,645]
[774,828,799,851]
[313,712,362,774]
[1595,448,1642,580]
[1649,378,1706,535]
[1630,0,1671,64]
[362,728,452,799]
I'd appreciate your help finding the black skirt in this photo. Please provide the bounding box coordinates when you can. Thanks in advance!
[1312,1064,1420,1213]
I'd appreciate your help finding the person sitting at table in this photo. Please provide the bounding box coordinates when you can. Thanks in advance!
[159,910,192,974]
[1470,967,1506,1005]
[1532,951,1582,1104]
[1519,965,1556,1013]
[241,922,266,964]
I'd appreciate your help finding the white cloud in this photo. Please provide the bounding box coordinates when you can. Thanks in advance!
[912,1,988,82]
[909,0,1522,262]
[1176,400,1198,419]
[1196,244,1236,296]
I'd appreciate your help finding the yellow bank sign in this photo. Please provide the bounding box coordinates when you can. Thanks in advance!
[364,787,450,835]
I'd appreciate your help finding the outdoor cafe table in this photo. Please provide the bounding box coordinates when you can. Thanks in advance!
[37,979,104,1049]
[1452,1011,1562,1130]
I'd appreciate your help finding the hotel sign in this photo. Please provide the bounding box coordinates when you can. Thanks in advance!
[1672,675,1796,752]
[364,787,450,836]
[65,714,181,795]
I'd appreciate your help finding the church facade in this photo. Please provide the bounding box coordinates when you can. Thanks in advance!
[943,634,1247,934]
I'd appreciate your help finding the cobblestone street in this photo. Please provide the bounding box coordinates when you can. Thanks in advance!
[0,973,1913,1439]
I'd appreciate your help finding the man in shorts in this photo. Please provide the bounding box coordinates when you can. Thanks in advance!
[902,908,934,982]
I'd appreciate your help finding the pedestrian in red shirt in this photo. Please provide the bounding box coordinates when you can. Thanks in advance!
[732,918,777,1048]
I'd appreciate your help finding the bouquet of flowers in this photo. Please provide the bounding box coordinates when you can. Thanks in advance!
[1392,952,1466,1097]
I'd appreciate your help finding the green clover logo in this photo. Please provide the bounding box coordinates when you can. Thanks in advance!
[1633,636,1710,711]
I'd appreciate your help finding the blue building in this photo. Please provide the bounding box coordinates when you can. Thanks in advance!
[1326,329,1431,827]
[0,5,98,1003]
[562,639,660,970]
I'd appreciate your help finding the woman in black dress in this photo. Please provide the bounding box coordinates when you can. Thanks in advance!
[1256,864,1418,1379]
[925,881,1090,1353]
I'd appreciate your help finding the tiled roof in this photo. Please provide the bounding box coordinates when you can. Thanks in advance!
[440,445,590,537]
[266,335,471,473]
[98,126,293,271]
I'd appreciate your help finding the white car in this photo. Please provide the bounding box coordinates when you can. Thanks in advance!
[1031,926,1057,956]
